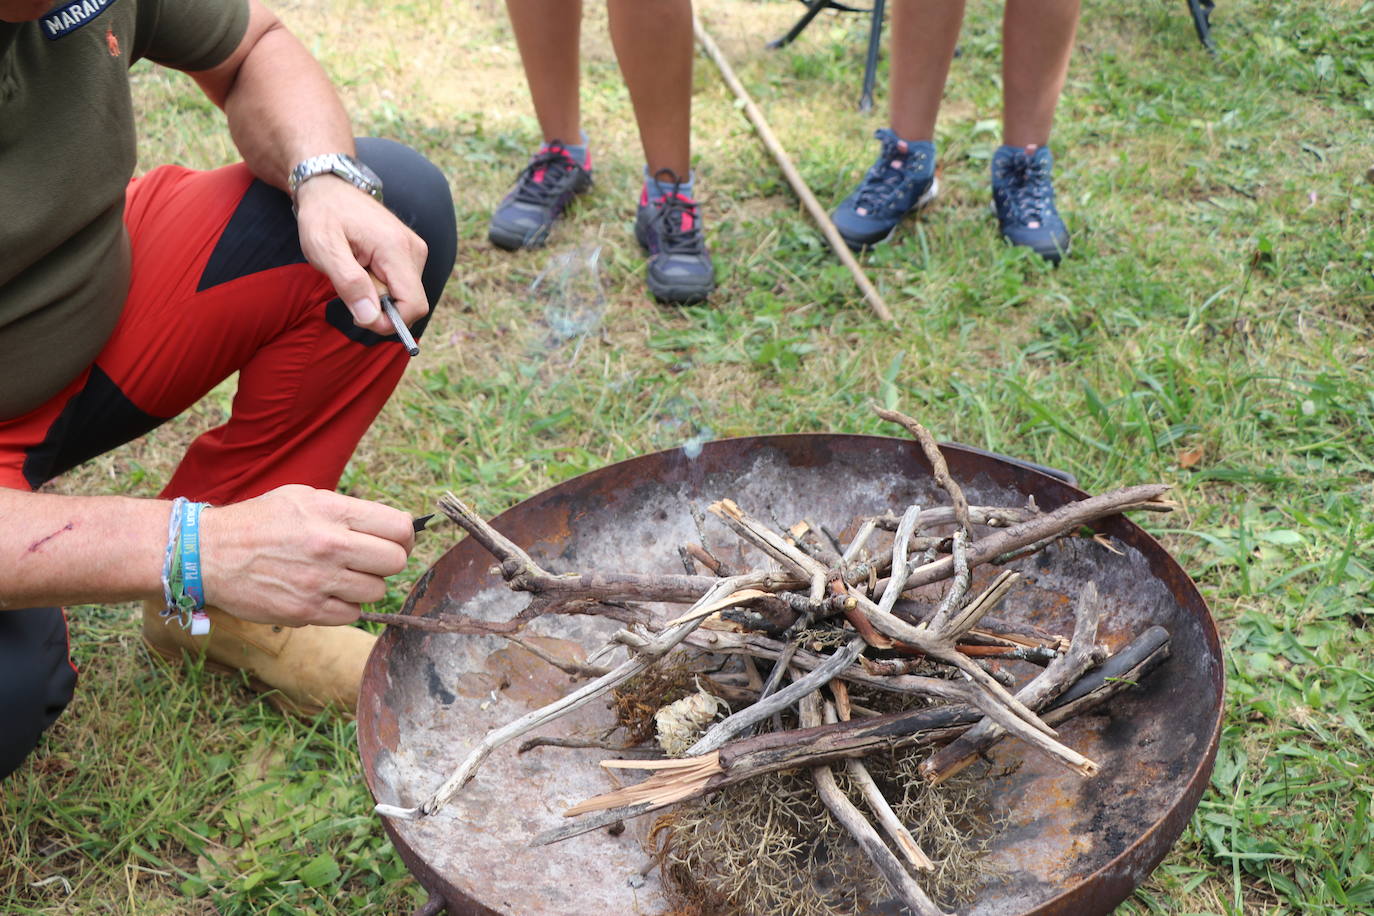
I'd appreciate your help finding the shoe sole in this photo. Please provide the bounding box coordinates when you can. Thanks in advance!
[646,279,714,305]
[142,634,327,718]
[840,177,940,252]
[488,221,550,251]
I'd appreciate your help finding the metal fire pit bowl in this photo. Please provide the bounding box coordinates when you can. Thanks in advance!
[358,434,1223,916]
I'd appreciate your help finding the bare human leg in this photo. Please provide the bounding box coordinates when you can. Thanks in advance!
[830,0,963,251]
[888,0,966,143]
[607,0,693,179]
[506,0,584,145]
[1001,0,1081,148]
[489,0,594,250]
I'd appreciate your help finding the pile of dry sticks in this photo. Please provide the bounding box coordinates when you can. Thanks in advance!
[371,407,1177,916]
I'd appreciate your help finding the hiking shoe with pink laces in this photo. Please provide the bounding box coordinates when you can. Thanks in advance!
[634,170,715,304]
[831,129,938,250]
[489,141,593,250]
[990,144,1070,263]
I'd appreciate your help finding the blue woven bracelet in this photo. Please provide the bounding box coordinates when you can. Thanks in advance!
[180,501,210,636]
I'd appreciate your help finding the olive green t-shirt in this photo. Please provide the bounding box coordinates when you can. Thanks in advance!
[0,0,249,421]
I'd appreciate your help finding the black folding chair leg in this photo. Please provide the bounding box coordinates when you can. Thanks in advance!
[1188,0,1217,53]
[764,0,890,112]
[768,0,833,50]
[859,0,886,111]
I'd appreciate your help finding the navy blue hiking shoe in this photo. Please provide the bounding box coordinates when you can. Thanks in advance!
[635,170,715,304]
[990,144,1070,263]
[489,141,593,250]
[831,129,938,251]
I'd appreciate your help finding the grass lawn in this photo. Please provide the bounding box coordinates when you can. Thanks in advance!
[3,0,1371,912]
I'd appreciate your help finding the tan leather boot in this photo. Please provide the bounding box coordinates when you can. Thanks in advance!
[141,602,377,717]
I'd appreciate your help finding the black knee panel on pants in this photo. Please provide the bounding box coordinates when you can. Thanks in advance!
[0,606,77,780]
[356,137,459,328]
[318,138,458,348]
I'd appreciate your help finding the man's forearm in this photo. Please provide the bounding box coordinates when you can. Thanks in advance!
[221,22,355,190]
[0,490,168,610]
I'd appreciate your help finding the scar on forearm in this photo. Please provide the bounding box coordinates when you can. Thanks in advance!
[28,522,75,553]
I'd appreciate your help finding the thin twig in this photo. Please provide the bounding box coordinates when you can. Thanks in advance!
[682,542,734,577]
[875,407,972,533]
[709,498,825,580]
[926,530,970,631]
[841,517,880,566]
[923,582,1108,783]
[877,504,922,615]
[683,638,868,756]
[826,700,936,873]
[504,635,612,678]
[518,736,661,756]
[871,504,1040,531]
[943,570,1021,640]
[437,492,540,570]
[874,483,1174,600]
[360,609,523,635]
[753,634,801,735]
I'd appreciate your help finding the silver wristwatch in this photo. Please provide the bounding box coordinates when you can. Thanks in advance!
[288,153,384,206]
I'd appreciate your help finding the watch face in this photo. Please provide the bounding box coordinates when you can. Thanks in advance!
[335,155,383,199]
[350,158,383,187]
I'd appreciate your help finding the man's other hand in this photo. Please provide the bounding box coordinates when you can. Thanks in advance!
[293,168,429,335]
[198,484,417,627]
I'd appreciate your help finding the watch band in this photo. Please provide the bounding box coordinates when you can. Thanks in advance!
[288,153,384,206]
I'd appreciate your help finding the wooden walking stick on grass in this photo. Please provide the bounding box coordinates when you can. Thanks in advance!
[693,15,898,325]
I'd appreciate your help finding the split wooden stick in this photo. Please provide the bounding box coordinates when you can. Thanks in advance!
[922,581,1109,784]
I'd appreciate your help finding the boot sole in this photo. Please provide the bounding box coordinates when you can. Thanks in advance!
[988,200,1071,263]
[488,221,550,251]
[142,634,328,719]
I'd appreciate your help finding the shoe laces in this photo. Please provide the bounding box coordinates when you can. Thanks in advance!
[649,169,705,256]
[994,146,1056,229]
[512,142,581,206]
[854,129,929,214]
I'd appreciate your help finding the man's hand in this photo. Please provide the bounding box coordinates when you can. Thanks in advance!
[198,485,416,627]
[293,176,429,334]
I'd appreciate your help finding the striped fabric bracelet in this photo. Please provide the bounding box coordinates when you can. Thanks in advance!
[160,497,187,615]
